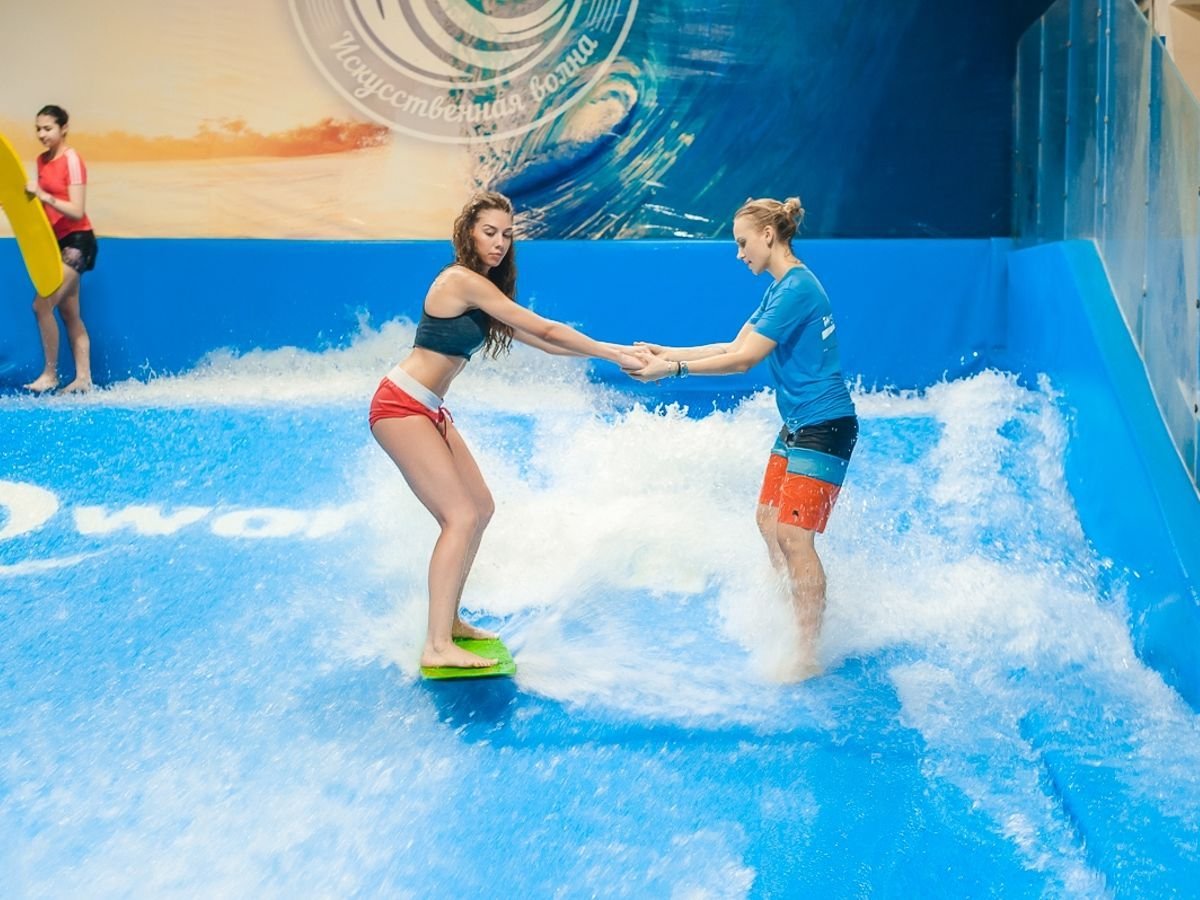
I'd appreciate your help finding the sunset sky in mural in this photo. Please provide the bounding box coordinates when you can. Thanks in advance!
[0,0,477,236]
[0,0,355,150]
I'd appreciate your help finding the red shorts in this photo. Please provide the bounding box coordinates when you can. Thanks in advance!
[757,454,843,533]
[368,377,452,435]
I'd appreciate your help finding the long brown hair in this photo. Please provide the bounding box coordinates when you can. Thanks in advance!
[452,190,517,358]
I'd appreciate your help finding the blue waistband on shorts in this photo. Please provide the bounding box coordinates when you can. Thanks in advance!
[782,447,850,486]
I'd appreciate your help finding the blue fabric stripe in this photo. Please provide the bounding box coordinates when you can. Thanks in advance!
[784,447,849,485]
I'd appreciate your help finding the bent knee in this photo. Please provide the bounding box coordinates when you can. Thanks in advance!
[438,505,482,536]
[776,524,817,557]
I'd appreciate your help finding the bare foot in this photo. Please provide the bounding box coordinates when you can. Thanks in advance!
[775,655,823,684]
[23,374,59,393]
[452,618,499,640]
[421,642,498,669]
[60,379,93,394]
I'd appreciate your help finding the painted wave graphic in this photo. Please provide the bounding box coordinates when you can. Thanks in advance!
[353,0,574,82]
[483,1,956,238]
[484,0,750,238]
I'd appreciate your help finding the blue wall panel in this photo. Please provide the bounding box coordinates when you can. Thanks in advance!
[1097,0,1152,336]
[1017,0,1200,491]
[1145,47,1200,477]
[0,238,1008,392]
[1065,0,1102,237]
[1040,0,1072,241]
[1004,241,1200,707]
[1014,21,1044,241]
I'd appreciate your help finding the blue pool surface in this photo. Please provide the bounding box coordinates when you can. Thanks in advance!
[1,240,1198,896]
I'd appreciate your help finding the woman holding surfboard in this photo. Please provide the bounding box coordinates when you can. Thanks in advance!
[24,105,97,393]
[370,191,640,673]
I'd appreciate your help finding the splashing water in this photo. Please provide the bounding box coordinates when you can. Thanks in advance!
[1,321,1197,895]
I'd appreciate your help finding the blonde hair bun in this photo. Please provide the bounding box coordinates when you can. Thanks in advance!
[734,195,806,244]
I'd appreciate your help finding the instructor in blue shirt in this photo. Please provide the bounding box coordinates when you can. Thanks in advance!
[629,196,858,680]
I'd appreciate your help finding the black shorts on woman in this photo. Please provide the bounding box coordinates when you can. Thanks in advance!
[59,230,98,274]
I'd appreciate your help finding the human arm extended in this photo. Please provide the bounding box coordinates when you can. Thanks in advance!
[634,340,733,361]
[455,269,640,368]
[629,324,775,381]
[513,327,635,360]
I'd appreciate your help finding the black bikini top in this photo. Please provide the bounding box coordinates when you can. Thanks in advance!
[413,307,490,359]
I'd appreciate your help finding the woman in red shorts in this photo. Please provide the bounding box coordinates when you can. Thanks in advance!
[629,197,858,681]
[371,191,639,671]
[24,104,98,394]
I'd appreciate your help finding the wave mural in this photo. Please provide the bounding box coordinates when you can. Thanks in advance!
[487,0,1052,238]
[0,0,1051,238]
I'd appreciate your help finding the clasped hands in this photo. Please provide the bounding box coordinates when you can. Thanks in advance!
[614,342,678,383]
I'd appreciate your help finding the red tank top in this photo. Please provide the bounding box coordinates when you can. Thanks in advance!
[37,148,93,239]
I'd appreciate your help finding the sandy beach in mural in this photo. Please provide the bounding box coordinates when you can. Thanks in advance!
[0,141,476,240]
[0,0,484,239]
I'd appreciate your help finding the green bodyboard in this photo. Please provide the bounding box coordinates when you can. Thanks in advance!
[420,637,516,680]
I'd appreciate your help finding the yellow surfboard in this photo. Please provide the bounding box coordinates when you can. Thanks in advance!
[0,131,63,297]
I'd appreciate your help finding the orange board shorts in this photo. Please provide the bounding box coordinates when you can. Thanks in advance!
[758,415,858,532]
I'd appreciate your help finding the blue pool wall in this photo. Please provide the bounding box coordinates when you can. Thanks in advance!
[0,237,1008,390]
[1016,0,1200,496]
[1010,0,1200,704]
[1003,240,1200,708]
[0,235,1197,708]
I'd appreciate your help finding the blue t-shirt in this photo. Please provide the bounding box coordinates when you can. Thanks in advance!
[747,265,856,430]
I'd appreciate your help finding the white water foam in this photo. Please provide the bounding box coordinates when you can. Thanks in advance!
[5,321,1198,895]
